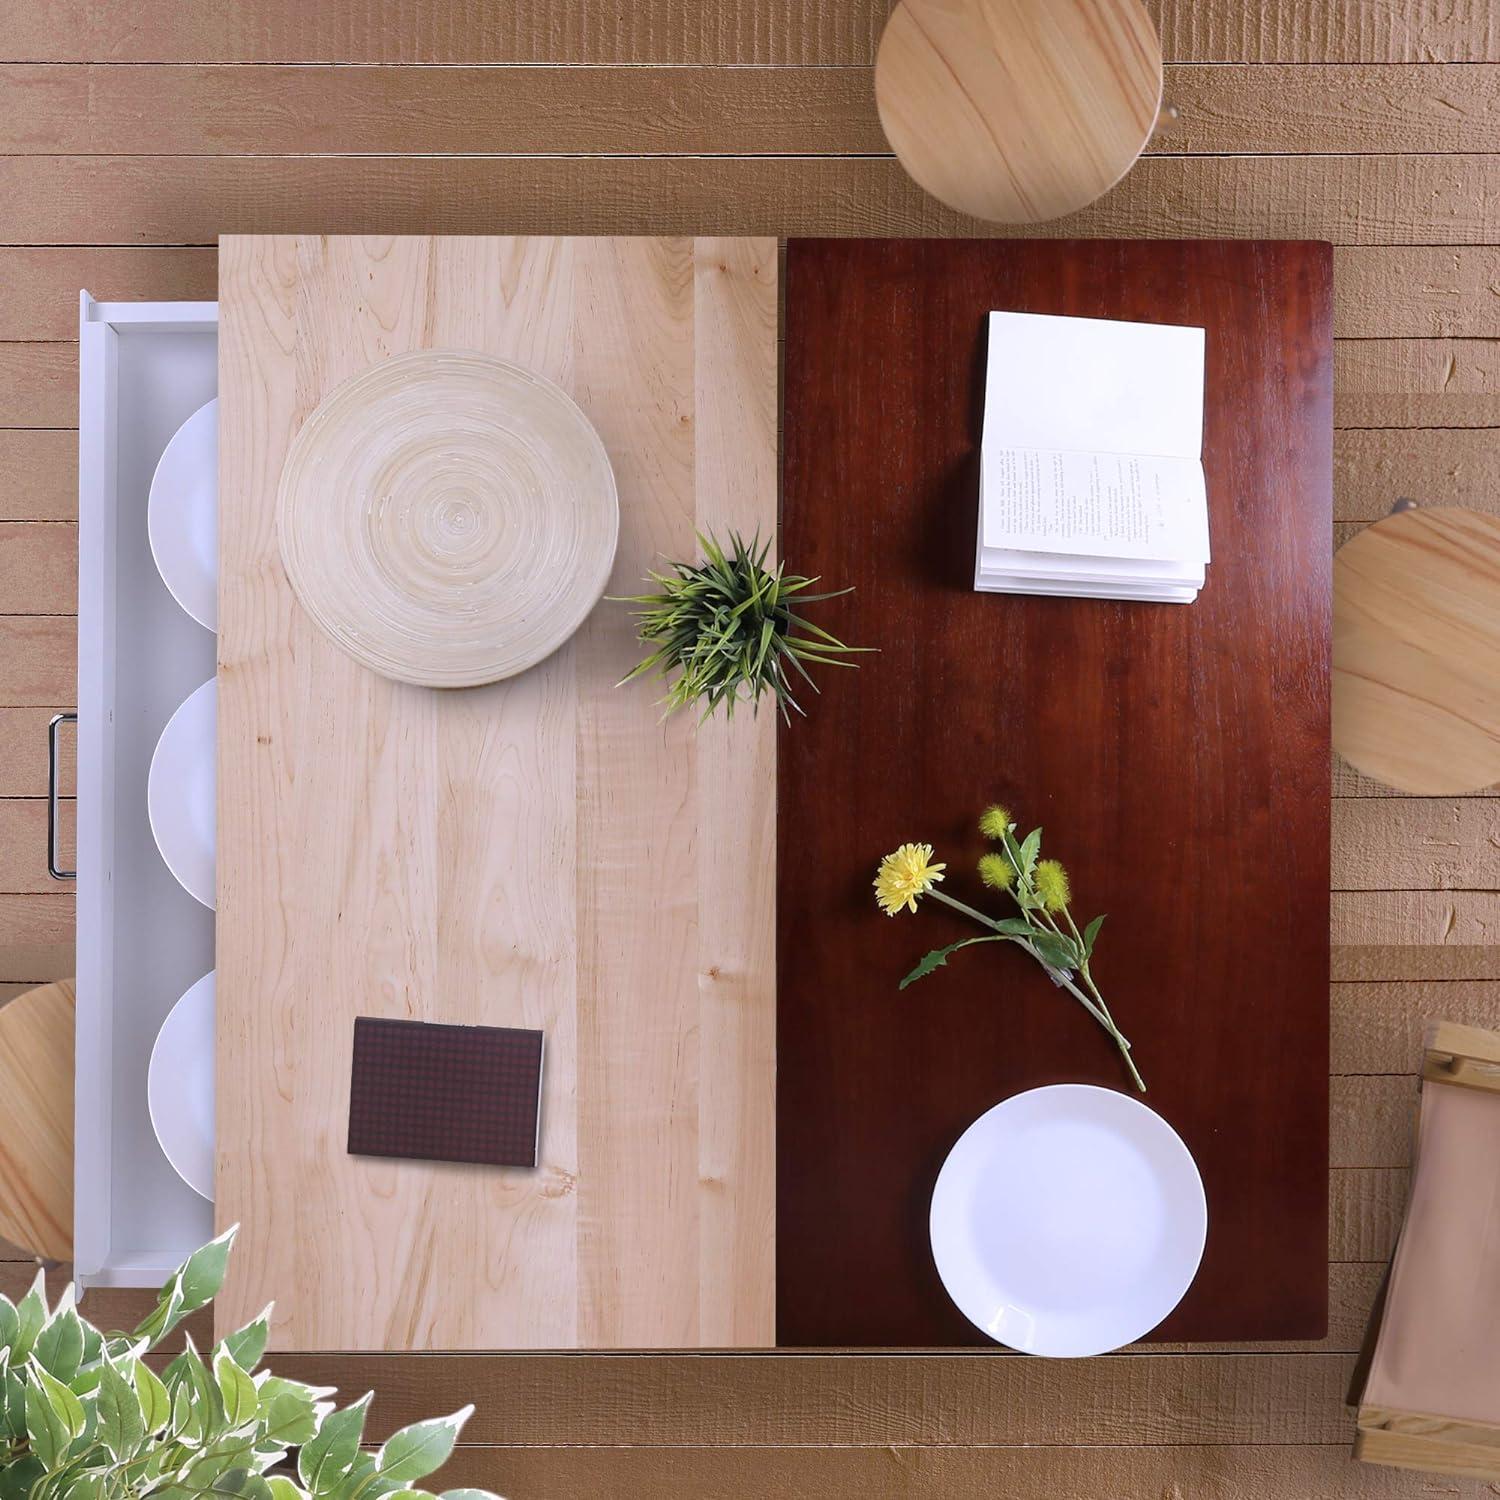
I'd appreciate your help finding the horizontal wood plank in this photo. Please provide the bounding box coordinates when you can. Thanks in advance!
[1334,429,1500,521]
[266,1350,1360,1445]
[12,246,1500,341]
[1331,1075,1414,1168]
[0,799,74,893]
[1332,980,1500,1072]
[6,155,1500,246]
[0,0,1492,64]
[1331,1167,1406,1262]
[0,707,74,796]
[0,428,75,517]
[7,64,1500,159]
[0,248,217,341]
[1333,890,1500,944]
[1332,946,1500,981]
[0,522,75,611]
[0,705,74,798]
[0,616,76,702]
[0,894,73,955]
[1331,799,1500,889]
[0,343,75,427]
[433,1444,1481,1497]
[1337,337,1500,426]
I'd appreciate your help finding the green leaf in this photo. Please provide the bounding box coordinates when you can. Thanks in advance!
[256,1378,324,1450]
[177,1225,240,1313]
[1029,931,1079,971]
[1082,914,1106,958]
[2,1364,24,1441]
[898,937,1005,990]
[376,1406,472,1486]
[214,1349,259,1429]
[33,1300,86,1382]
[26,1361,87,1468]
[217,1305,272,1374]
[298,1392,372,1494]
[97,1355,147,1461]
[267,1479,310,1500]
[0,1294,18,1358]
[135,1357,172,1434]
[1015,828,1042,882]
[12,1268,47,1362]
[0,1455,42,1500]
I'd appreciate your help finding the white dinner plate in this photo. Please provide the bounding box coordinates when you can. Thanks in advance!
[148,678,216,909]
[929,1084,1207,1356]
[148,970,215,1201]
[147,397,218,631]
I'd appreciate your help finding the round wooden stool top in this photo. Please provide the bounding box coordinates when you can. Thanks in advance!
[1334,507,1500,795]
[874,0,1163,224]
[0,979,74,1260]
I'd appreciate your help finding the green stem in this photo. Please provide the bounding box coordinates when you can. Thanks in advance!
[928,888,1121,1049]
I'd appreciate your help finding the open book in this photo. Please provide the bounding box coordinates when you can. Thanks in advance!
[975,311,1209,603]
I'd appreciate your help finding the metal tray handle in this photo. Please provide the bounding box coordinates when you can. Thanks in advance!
[47,712,77,881]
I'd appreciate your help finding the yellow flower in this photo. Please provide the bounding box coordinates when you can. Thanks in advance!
[874,843,947,916]
[1034,858,1071,913]
[978,852,1016,892]
[979,804,1014,841]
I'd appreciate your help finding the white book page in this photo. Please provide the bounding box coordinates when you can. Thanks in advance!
[979,447,1210,563]
[983,310,1205,459]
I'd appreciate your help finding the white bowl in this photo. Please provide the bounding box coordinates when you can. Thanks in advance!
[929,1083,1207,1356]
[148,970,215,1201]
[147,397,218,632]
[148,678,216,909]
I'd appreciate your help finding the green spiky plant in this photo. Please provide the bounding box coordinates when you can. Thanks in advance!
[0,1228,503,1500]
[616,531,867,722]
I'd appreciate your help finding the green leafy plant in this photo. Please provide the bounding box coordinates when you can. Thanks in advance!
[0,1228,502,1500]
[873,804,1144,1092]
[616,530,866,722]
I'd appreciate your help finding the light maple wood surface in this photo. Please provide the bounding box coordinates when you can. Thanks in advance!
[215,235,776,1351]
[0,978,73,1259]
[874,0,1162,222]
[1334,507,1500,794]
[2,1,1500,1490]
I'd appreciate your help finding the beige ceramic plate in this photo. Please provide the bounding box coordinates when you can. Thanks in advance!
[277,349,619,688]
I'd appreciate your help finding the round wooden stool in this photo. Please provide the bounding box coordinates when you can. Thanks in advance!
[1334,507,1500,794]
[0,979,74,1260]
[873,0,1163,224]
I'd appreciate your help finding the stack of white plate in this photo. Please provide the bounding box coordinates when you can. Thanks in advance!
[145,399,219,1200]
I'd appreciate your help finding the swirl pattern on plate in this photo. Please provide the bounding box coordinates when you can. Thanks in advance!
[276,349,619,688]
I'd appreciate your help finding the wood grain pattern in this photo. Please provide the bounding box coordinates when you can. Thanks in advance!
[13,246,1500,341]
[1334,508,1500,794]
[437,1445,1499,1497]
[0,799,74,893]
[873,0,1162,223]
[4,3,1500,1485]
[0,431,75,519]
[0,710,75,798]
[12,155,1500,245]
[0,618,75,703]
[0,522,75,613]
[778,239,1332,1346]
[216,235,776,1351]
[0,342,74,426]
[256,1350,1368,1445]
[0,978,72,1257]
[9,64,1500,159]
[1,0,1493,64]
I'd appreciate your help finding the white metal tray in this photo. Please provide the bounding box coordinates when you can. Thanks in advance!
[75,294,217,1288]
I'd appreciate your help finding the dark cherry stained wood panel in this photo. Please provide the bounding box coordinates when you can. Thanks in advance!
[778,239,1332,1346]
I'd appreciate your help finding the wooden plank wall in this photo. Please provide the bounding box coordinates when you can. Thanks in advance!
[2,0,1499,1493]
